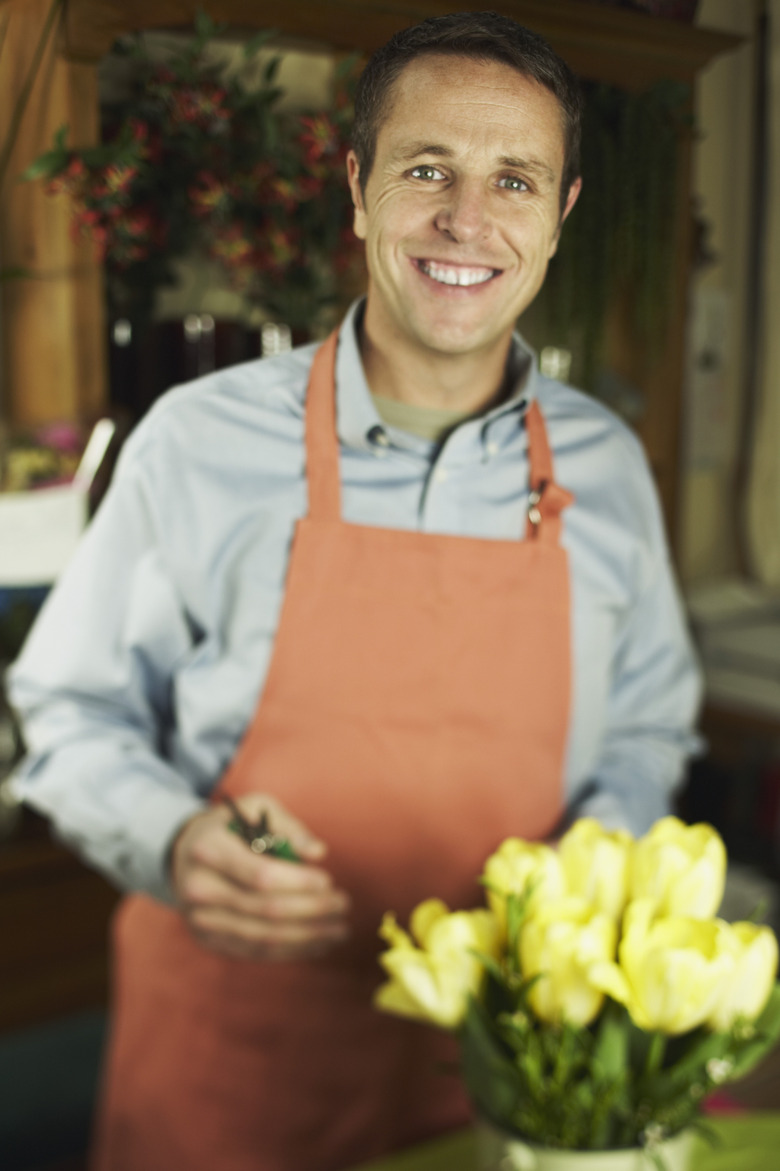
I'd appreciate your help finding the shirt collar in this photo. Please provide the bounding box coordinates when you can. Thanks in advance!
[335,298,538,452]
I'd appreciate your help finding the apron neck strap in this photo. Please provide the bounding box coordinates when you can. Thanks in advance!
[304,332,574,542]
[523,400,574,545]
[305,331,342,522]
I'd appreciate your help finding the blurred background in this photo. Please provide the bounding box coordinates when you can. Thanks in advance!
[1,0,779,1167]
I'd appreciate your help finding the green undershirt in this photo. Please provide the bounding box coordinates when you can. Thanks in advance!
[371,394,476,443]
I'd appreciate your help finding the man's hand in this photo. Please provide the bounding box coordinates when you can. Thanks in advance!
[170,793,351,961]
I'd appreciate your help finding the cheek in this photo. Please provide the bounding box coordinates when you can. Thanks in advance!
[371,189,435,242]
[509,204,562,260]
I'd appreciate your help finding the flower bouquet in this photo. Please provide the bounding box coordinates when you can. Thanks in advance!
[375,818,780,1169]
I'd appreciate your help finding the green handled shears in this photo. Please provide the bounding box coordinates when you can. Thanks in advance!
[223,796,300,862]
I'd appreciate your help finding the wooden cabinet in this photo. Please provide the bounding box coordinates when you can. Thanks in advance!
[0,811,118,1031]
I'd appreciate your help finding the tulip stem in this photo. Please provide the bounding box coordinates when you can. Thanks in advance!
[645,1032,666,1078]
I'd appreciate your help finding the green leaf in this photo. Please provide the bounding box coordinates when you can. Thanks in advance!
[263,55,282,85]
[473,951,507,987]
[193,9,217,41]
[593,1004,630,1080]
[20,149,65,181]
[755,983,780,1035]
[334,52,361,83]
[747,897,770,924]
[663,1030,729,1089]
[21,124,70,180]
[729,1033,780,1082]
[243,27,278,60]
[460,997,524,1131]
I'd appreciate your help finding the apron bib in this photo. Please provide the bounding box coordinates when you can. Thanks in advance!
[92,331,574,1171]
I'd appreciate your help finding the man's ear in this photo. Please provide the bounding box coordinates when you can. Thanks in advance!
[347,150,368,241]
[549,176,582,258]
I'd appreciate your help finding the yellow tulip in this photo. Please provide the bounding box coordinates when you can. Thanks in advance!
[519,896,618,1026]
[374,898,500,1029]
[482,838,565,932]
[630,816,726,920]
[590,899,734,1034]
[707,920,779,1033]
[558,818,634,919]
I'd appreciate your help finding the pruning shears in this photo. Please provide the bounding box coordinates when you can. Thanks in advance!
[223,796,300,862]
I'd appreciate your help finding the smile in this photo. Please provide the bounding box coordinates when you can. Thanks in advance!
[416,259,500,287]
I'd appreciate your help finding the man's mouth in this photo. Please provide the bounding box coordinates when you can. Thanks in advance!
[416,259,500,287]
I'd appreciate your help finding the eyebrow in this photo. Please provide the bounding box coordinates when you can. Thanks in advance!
[394,143,557,186]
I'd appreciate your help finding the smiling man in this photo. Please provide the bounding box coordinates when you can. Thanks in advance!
[349,52,580,409]
[9,13,700,1171]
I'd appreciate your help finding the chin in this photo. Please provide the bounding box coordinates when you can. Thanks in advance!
[415,318,512,356]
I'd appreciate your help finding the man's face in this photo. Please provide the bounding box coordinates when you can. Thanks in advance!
[347,55,581,366]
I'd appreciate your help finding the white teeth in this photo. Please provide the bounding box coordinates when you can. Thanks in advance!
[420,260,496,286]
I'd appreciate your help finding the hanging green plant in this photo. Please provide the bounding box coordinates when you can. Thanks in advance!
[536,79,692,392]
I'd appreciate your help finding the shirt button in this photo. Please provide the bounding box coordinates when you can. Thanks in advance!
[369,425,390,447]
[486,441,499,457]
[434,467,449,483]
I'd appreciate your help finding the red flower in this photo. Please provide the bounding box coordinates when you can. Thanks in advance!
[297,173,325,201]
[169,83,229,128]
[77,207,101,228]
[264,226,301,272]
[46,155,87,197]
[298,114,338,164]
[103,162,138,196]
[129,118,149,144]
[189,171,231,217]
[270,177,299,213]
[209,223,255,267]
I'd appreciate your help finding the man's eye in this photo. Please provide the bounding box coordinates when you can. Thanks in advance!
[499,176,529,192]
[410,165,445,181]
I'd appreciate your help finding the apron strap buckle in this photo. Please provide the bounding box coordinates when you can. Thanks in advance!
[527,479,548,531]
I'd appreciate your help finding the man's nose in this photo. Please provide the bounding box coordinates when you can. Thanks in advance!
[433,179,491,242]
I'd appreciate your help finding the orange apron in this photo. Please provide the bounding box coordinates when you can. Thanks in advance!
[92,331,573,1171]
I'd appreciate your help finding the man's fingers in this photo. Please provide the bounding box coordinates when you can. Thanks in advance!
[188,903,350,954]
[169,798,351,963]
[185,808,335,894]
[180,863,351,923]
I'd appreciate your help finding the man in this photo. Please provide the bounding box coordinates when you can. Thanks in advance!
[9,12,700,1171]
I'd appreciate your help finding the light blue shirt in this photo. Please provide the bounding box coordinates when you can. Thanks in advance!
[9,301,701,900]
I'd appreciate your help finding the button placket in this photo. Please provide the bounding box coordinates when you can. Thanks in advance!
[367,425,391,456]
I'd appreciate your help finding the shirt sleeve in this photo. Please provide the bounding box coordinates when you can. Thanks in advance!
[7,435,206,901]
[568,446,702,836]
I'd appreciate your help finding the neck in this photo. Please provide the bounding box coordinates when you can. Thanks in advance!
[358,306,513,414]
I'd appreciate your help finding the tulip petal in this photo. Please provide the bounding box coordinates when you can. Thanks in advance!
[589,960,632,1008]
[373,979,429,1022]
[379,912,413,949]
[410,898,449,947]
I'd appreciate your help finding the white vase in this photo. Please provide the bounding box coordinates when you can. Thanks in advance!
[476,1121,695,1171]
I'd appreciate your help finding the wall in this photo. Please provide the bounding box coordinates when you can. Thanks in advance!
[679,0,756,583]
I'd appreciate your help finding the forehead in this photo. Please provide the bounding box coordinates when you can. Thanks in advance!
[376,54,567,171]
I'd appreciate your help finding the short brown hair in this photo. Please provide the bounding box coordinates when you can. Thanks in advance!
[352,11,583,215]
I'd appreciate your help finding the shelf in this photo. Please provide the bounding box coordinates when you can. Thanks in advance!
[58,0,740,87]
